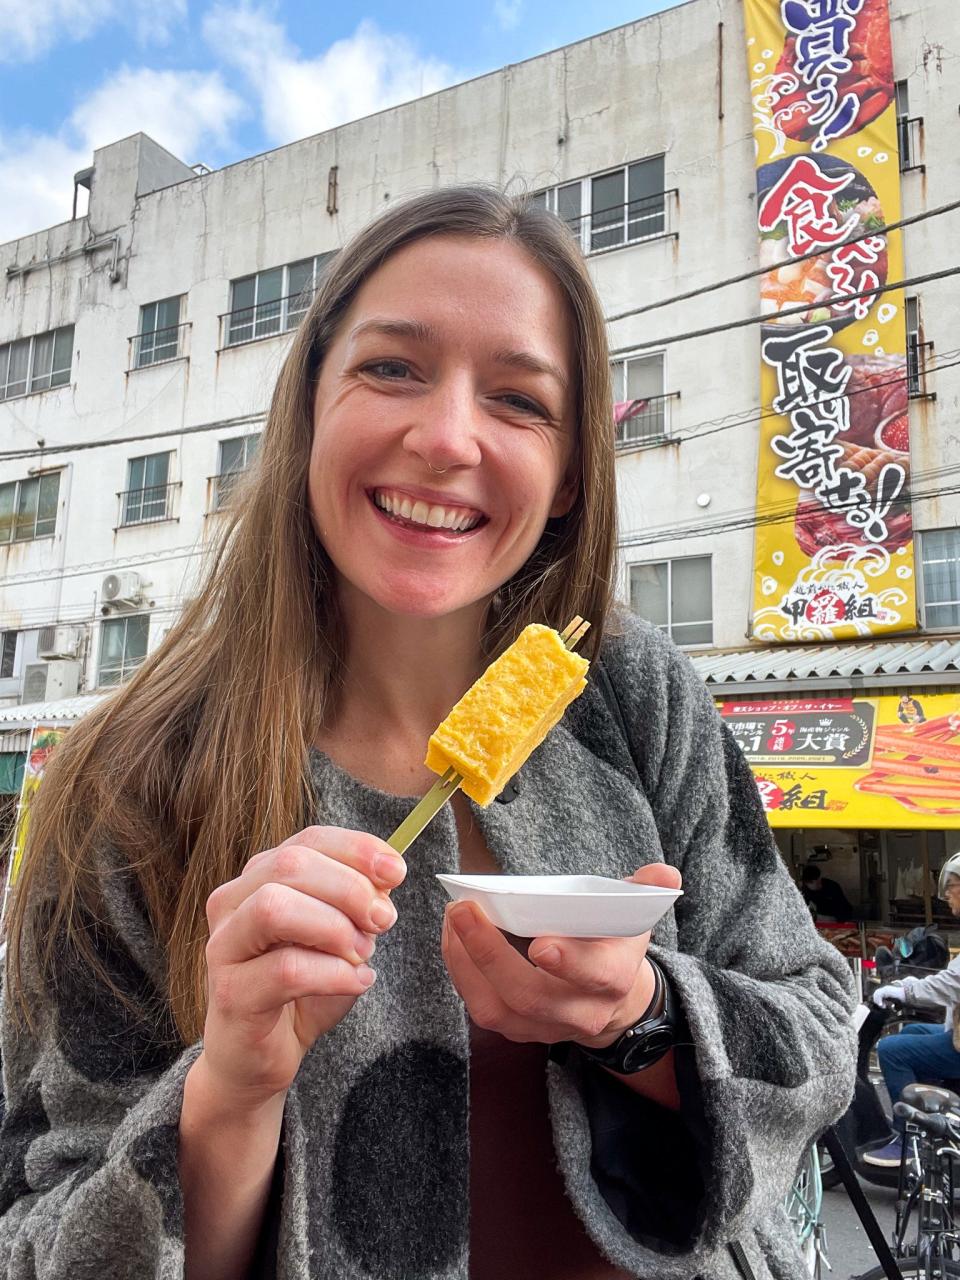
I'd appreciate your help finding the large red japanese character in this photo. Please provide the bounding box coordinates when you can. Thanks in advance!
[758,156,858,255]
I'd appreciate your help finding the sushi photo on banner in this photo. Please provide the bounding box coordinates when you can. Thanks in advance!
[743,0,915,642]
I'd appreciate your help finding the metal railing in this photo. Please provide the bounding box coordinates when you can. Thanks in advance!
[908,338,935,401]
[117,481,181,527]
[128,322,191,370]
[219,288,316,349]
[558,189,678,255]
[613,391,680,448]
[205,470,250,512]
[898,116,924,173]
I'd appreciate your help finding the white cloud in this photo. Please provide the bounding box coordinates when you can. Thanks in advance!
[494,0,522,31]
[0,66,244,244]
[203,4,458,147]
[0,0,187,62]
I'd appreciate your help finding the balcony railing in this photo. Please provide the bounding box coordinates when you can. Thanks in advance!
[205,470,250,513]
[614,391,680,448]
[128,322,191,371]
[219,289,316,349]
[559,190,678,255]
[898,116,924,174]
[117,481,181,528]
[908,338,935,401]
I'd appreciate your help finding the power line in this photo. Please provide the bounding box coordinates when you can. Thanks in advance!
[604,196,960,324]
[2,204,959,466]
[618,468,960,550]
[666,351,960,448]
[0,413,266,464]
[609,265,960,356]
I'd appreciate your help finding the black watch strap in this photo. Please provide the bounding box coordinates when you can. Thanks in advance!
[577,959,677,1075]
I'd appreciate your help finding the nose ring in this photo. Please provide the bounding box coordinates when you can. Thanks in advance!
[428,463,448,475]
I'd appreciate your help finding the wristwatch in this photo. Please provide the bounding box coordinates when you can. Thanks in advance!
[576,959,677,1074]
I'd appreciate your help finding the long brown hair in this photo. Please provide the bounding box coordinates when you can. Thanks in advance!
[5,185,618,1044]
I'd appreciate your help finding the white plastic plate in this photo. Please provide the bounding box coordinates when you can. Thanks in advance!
[436,873,682,938]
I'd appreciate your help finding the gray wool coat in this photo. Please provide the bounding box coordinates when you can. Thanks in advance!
[0,612,858,1279]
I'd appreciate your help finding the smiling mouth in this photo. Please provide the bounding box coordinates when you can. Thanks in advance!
[369,488,487,535]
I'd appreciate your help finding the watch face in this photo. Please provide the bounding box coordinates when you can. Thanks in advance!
[621,1025,674,1072]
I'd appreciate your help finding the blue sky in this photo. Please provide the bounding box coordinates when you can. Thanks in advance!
[0,0,675,245]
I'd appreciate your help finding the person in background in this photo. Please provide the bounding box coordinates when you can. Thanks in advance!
[867,854,960,1167]
[800,862,855,923]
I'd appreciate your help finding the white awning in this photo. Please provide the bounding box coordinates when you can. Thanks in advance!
[691,636,960,695]
[0,692,108,728]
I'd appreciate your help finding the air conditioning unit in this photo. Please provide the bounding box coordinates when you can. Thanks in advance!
[22,660,80,704]
[37,624,83,660]
[101,571,144,609]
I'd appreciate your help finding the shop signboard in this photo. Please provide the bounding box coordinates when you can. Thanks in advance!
[1,724,70,926]
[743,0,916,642]
[721,695,960,827]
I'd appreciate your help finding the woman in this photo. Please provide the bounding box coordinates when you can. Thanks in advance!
[1,187,856,1280]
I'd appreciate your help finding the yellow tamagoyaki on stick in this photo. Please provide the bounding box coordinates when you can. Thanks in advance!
[425,623,590,806]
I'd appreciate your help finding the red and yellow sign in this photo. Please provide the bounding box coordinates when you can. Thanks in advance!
[8,725,68,889]
[743,0,916,641]
[722,695,960,828]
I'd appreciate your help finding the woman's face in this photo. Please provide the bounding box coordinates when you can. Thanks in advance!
[308,234,578,620]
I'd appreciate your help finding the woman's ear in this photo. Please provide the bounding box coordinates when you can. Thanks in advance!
[548,471,579,519]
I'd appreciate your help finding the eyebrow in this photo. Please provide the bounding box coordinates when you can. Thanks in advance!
[349,317,569,393]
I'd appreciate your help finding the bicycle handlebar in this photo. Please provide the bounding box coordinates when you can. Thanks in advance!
[893,1101,959,1138]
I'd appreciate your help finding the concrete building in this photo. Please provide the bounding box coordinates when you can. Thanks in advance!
[1,0,958,923]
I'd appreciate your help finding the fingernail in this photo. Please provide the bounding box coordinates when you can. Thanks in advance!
[533,944,561,969]
[371,899,398,931]
[358,965,377,988]
[376,853,406,881]
[450,904,475,936]
[355,932,376,961]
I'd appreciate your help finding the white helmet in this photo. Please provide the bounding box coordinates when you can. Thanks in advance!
[938,852,960,899]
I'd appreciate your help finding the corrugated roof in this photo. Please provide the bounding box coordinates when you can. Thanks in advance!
[0,692,108,727]
[692,637,960,692]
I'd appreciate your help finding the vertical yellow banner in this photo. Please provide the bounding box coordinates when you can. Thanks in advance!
[744,0,916,641]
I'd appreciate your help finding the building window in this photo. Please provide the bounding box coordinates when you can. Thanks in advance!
[920,530,960,630]
[0,472,60,543]
[531,155,667,254]
[629,556,713,646]
[213,433,262,510]
[0,326,73,400]
[895,79,921,172]
[98,615,150,687]
[122,453,172,526]
[225,253,335,346]
[135,296,184,368]
[0,631,17,679]
[905,295,929,400]
[611,353,669,446]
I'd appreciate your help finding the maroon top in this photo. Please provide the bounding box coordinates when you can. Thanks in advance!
[469,1022,632,1280]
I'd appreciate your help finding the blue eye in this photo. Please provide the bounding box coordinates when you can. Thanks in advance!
[365,359,410,379]
[501,393,546,415]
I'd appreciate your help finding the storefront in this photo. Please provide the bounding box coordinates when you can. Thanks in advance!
[0,693,105,924]
[693,639,960,939]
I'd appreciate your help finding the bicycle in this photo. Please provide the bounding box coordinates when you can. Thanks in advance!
[855,1083,960,1280]
[785,1141,829,1278]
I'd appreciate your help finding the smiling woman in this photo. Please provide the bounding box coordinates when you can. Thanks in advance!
[2,187,856,1280]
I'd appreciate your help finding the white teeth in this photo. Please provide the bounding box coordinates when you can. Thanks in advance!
[373,489,482,533]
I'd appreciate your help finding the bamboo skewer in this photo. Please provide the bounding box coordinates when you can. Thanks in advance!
[385,617,590,855]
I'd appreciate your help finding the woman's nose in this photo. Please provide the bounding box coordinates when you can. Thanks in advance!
[402,376,484,472]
